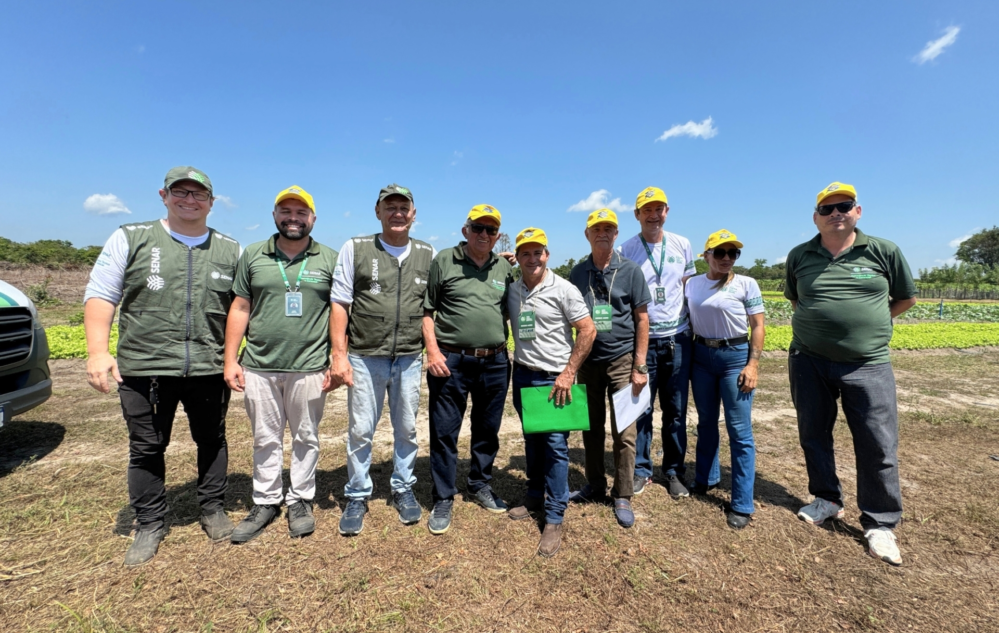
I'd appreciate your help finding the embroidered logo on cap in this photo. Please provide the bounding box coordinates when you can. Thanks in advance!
[827,184,840,191]
[187,171,207,184]
[598,211,608,219]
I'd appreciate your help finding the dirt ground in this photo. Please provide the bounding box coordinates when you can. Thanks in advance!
[1,350,998,632]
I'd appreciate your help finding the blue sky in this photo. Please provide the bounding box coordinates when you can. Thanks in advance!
[2,1,996,274]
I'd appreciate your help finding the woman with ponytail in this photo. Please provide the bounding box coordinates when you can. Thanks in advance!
[684,229,766,529]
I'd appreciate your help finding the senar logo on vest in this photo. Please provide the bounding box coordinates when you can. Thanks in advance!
[210,270,233,281]
[146,275,165,291]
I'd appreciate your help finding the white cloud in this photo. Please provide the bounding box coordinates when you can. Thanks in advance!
[935,257,959,266]
[383,137,395,144]
[655,116,718,142]
[83,193,131,215]
[428,235,439,242]
[451,232,457,236]
[245,224,260,231]
[411,220,422,232]
[450,151,463,166]
[948,229,980,249]
[215,195,237,209]
[913,26,960,65]
[775,255,787,265]
[567,189,631,214]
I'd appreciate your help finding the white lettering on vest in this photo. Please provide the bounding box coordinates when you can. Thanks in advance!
[151,247,161,274]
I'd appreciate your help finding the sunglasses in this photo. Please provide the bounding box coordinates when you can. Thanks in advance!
[468,223,499,236]
[815,200,856,216]
[710,248,741,260]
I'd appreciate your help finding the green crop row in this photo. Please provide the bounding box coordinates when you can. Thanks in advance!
[760,299,999,323]
[44,322,999,360]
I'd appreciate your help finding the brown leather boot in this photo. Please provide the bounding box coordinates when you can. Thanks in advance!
[508,495,543,521]
[538,523,563,557]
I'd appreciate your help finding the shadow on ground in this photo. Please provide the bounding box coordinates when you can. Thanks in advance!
[0,419,66,477]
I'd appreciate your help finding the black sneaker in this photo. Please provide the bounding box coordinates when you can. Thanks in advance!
[428,499,453,535]
[471,486,509,514]
[633,476,651,496]
[727,510,751,530]
[287,500,315,538]
[663,474,690,498]
[124,525,166,567]
[569,483,609,504]
[231,504,281,544]
[689,481,718,496]
[200,509,234,541]
[392,489,423,524]
[339,498,368,536]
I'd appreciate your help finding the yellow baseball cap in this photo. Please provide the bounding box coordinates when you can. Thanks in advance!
[586,208,618,228]
[816,181,857,207]
[701,229,744,256]
[467,204,502,225]
[275,185,316,213]
[515,227,548,252]
[636,186,668,209]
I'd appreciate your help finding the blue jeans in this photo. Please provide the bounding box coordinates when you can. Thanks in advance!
[635,330,692,479]
[344,353,421,499]
[511,364,570,525]
[690,342,756,515]
[788,350,903,530]
[427,349,510,501]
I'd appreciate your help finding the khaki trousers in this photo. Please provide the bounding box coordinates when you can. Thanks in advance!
[577,352,638,498]
[243,369,327,505]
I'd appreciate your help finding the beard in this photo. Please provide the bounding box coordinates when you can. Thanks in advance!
[276,220,312,241]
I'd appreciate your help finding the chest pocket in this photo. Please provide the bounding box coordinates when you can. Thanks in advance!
[205,261,236,314]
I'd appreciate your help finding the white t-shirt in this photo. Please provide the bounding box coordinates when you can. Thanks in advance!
[83,220,212,305]
[617,231,696,337]
[684,274,765,340]
[507,270,589,374]
[330,237,436,305]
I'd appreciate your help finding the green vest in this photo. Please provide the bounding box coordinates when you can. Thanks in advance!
[348,234,434,357]
[116,220,240,376]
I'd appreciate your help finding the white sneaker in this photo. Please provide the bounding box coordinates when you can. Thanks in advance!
[865,528,902,566]
[797,498,845,525]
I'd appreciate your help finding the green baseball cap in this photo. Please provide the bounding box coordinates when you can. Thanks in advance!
[377,183,414,204]
[164,166,213,193]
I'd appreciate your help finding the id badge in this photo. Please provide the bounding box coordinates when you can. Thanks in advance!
[654,286,666,304]
[518,310,536,340]
[592,304,613,332]
[285,292,303,317]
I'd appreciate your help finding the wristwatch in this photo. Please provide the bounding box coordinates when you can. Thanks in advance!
[633,364,649,374]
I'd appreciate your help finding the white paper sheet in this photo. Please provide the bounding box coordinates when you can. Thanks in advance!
[612,383,651,434]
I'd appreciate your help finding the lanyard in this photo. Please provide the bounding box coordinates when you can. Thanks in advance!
[640,235,667,284]
[587,257,620,306]
[277,256,309,293]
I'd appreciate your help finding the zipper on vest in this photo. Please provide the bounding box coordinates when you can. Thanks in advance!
[391,257,402,358]
[183,246,193,377]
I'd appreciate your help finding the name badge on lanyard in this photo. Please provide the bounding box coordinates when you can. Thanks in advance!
[518,311,536,340]
[592,304,613,332]
[278,255,309,318]
[285,292,303,317]
[655,286,666,304]
[642,236,669,305]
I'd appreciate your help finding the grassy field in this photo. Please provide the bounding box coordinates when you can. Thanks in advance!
[1,350,998,632]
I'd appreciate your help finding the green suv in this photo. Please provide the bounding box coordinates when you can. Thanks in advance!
[0,279,52,429]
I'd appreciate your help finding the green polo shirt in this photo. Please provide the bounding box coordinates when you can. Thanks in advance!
[784,229,916,364]
[232,234,338,372]
[423,243,513,349]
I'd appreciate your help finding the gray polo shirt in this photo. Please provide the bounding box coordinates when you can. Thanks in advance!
[507,270,589,373]
[569,252,652,363]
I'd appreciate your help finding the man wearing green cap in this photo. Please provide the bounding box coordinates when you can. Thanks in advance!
[330,184,436,536]
[223,186,339,543]
[84,166,241,566]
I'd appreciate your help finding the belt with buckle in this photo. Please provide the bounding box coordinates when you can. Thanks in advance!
[693,334,749,348]
[439,342,507,358]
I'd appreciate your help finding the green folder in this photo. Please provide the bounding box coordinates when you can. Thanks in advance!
[519,385,590,434]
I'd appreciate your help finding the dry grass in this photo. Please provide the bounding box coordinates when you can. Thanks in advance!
[1,351,998,632]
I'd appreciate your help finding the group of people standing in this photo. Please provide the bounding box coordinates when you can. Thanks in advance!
[83,168,917,568]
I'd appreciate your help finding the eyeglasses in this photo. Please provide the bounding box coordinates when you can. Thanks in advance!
[468,223,499,236]
[170,187,212,202]
[710,248,741,260]
[815,200,856,216]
